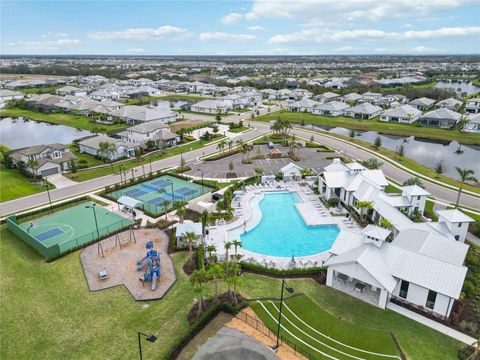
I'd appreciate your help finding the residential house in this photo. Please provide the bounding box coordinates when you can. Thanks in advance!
[435,98,463,111]
[340,93,362,105]
[409,97,436,111]
[27,94,64,110]
[56,86,87,97]
[380,105,422,124]
[281,162,303,181]
[278,89,294,100]
[292,88,313,100]
[0,89,24,102]
[463,114,480,133]
[314,91,340,103]
[344,103,382,119]
[320,159,472,318]
[9,143,77,177]
[78,135,138,161]
[260,89,279,100]
[89,89,120,101]
[118,120,180,148]
[125,86,162,98]
[286,98,317,113]
[360,92,382,104]
[465,98,480,114]
[419,108,462,128]
[312,101,350,116]
[111,105,177,125]
[191,99,232,114]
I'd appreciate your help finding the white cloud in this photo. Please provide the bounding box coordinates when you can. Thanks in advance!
[330,46,358,52]
[5,38,82,51]
[126,48,145,53]
[41,32,68,38]
[222,12,242,25]
[374,46,442,54]
[411,46,439,53]
[245,0,470,22]
[246,25,265,32]
[402,23,415,29]
[199,32,256,42]
[268,26,480,44]
[88,25,188,40]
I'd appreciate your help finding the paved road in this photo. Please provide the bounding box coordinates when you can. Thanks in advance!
[1,106,479,216]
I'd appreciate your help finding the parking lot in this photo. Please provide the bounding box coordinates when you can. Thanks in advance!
[185,144,336,179]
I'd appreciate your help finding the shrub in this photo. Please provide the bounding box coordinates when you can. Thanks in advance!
[240,262,326,277]
[458,320,468,331]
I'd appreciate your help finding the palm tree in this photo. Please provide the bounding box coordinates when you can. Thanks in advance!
[26,159,39,176]
[99,141,115,164]
[161,199,170,220]
[254,167,264,182]
[356,200,374,222]
[183,231,198,266]
[176,206,186,223]
[232,239,242,260]
[135,148,145,176]
[206,244,216,261]
[227,140,234,153]
[190,269,207,316]
[454,167,478,207]
[207,263,224,303]
[224,241,232,263]
[217,140,226,155]
[380,217,392,229]
[225,262,243,305]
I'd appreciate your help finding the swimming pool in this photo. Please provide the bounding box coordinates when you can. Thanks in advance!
[230,192,339,257]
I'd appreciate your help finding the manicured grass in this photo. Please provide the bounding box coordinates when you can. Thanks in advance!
[0,108,126,133]
[68,145,104,168]
[19,85,62,94]
[385,184,402,194]
[254,110,480,145]
[251,296,399,359]
[424,200,439,221]
[0,164,54,202]
[0,227,464,360]
[65,137,225,182]
[157,94,210,102]
[227,126,250,133]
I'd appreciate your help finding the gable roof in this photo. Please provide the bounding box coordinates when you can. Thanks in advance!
[347,102,382,115]
[315,101,350,112]
[381,104,421,118]
[421,108,462,121]
[176,222,203,237]
[437,209,475,223]
[401,184,431,197]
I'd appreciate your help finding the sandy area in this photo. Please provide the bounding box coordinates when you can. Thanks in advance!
[80,229,176,300]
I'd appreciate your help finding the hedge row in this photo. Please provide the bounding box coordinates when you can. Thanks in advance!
[164,302,243,359]
[240,261,326,277]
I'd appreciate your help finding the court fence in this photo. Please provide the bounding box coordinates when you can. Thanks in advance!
[6,215,133,260]
[236,310,317,359]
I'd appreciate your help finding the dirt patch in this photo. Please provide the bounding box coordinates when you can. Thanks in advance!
[80,229,176,301]
[170,119,210,133]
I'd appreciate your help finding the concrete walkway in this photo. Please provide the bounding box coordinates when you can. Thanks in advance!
[46,173,78,189]
[466,232,480,247]
[386,302,477,345]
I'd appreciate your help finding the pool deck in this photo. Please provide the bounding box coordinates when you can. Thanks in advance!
[205,181,359,269]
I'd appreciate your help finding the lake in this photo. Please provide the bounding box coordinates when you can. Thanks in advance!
[0,118,93,149]
[305,124,480,180]
[435,79,480,95]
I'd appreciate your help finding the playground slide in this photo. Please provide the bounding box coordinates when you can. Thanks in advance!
[136,258,151,271]
[151,273,158,291]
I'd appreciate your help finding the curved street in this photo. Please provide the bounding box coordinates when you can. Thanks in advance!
[1,108,479,217]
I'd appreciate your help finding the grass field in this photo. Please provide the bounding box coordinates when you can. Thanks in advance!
[19,85,62,94]
[251,296,400,360]
[0,164,54,202]
[0,108,126,133]
[255,110,480,144]
[0,226,464,359]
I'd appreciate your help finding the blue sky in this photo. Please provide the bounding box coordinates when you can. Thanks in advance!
[1,0,479,55]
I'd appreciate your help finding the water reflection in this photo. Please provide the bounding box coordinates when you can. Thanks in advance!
[0,118,93,149]
[435,79,480,95]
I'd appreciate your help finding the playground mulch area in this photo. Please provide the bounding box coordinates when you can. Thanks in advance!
[80,229,176,301]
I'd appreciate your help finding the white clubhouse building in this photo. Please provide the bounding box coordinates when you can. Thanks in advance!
[319,159,473,318]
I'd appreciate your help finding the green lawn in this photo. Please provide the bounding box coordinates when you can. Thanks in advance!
[385,184,402,194]
[69,145,104,168]
[254,110,480,145]
[424,200,439,221]
[251,296,399,359]
[227,126,250,133]
[0,164,54,202]
[19,85,62,94]
[66,137,224,182]
[0,108,126,133]
[156,94,210,102]
[0,226,464,360]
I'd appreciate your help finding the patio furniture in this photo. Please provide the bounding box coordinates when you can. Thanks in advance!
[99,269,108,280]
[354,282,366,294]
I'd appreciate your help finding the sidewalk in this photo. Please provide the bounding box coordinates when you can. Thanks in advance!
[386,302,476,345]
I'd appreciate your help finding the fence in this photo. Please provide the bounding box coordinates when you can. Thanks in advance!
[6,215,133,260]
[236,310,317,359]
[15,197,91,223]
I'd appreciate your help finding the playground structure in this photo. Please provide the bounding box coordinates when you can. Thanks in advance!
[136,241,161,291]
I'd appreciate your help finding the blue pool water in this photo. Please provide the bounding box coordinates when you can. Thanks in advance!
[240,192,339,257]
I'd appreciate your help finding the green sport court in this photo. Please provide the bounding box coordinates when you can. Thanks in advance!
[12,202,133,256]
[107,175,212,216]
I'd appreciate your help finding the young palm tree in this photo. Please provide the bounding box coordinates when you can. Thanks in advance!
[176,206,186,223]
[226,262,243,304]
[135,148,145,176]
[217,140,226,155]
[184,231,197,265]
[356,200,374,222]
[207,263,224,303]
[454,167,478,207]
[227,140,234,153]
[206,244,216,260]
[224,241,232,263]
[232,239,242,259]
[26,159,39,176]
[161,199,171,220]
[190,269,207,316]
[254,167,264,182]
[98,141,115,163]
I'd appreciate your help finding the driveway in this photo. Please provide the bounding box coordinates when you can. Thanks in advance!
[45,173,78,189]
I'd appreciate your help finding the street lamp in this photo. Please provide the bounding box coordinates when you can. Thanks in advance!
[85,204,100,239]
[272,279,294,351]
[166,179,174,202]
[137,332,157,360]
[197,169,204,194]
[43,177,53,214]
